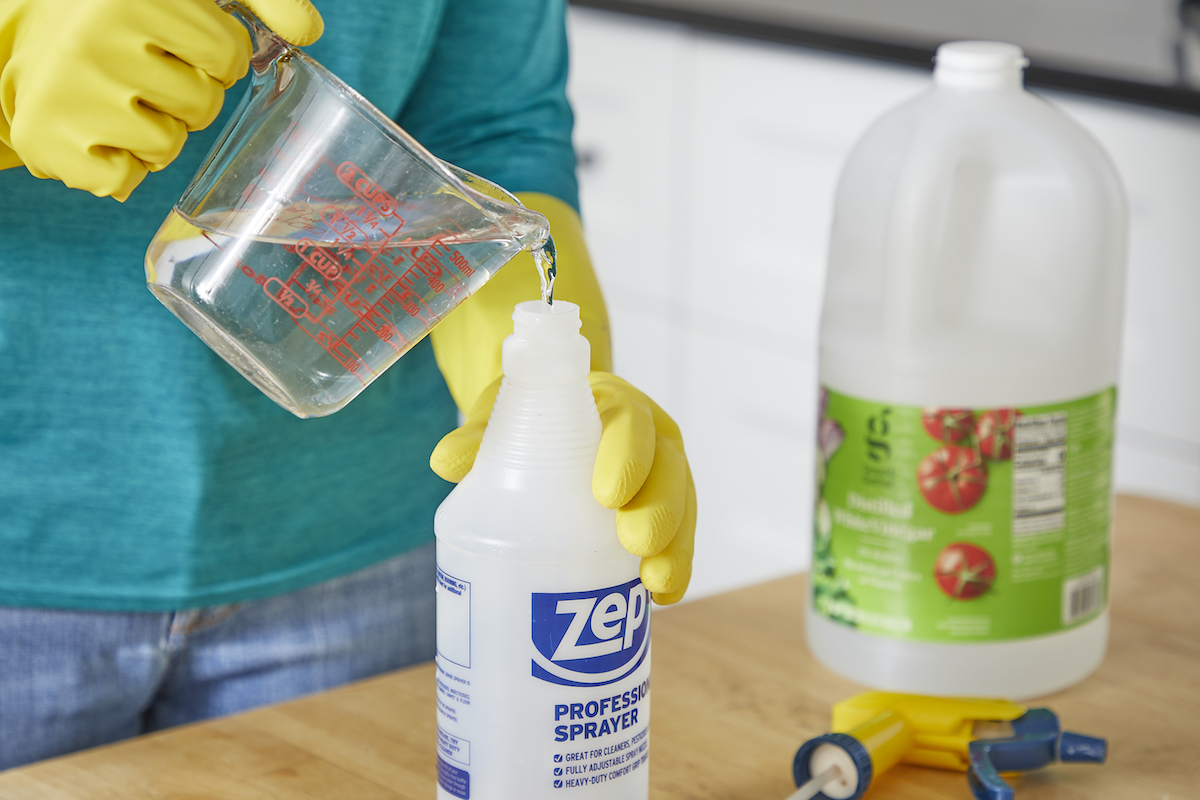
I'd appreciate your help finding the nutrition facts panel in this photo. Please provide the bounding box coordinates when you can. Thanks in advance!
[1011,412,1068,534]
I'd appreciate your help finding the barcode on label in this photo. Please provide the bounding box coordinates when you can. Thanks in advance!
[1062,567,1104,625]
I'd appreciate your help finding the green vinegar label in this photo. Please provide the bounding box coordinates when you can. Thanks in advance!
[812,386,1115,642]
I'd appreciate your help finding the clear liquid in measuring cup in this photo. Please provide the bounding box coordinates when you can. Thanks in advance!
[146,205,533,418]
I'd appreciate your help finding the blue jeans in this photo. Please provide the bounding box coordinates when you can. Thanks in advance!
[0,543,435,772]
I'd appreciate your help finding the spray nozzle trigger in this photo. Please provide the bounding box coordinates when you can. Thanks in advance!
[967,709,1107,800]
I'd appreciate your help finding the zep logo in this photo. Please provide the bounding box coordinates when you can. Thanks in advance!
[531,578,650,687]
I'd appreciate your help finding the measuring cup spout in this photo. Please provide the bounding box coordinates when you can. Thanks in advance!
[441,165,550,250]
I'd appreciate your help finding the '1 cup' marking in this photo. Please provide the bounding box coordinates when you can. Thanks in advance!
[293,239,343,280]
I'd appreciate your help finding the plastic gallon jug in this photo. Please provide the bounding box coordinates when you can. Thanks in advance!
[434,301,651,800]
[808,42,1127,699]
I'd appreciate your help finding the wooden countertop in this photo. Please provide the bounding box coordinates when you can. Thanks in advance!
[2,494,1197,799]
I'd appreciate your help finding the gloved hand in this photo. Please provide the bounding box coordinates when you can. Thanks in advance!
[429,193,696,604]
[0,0,323,200]
[433,371,696,604]
[0,141,18,171]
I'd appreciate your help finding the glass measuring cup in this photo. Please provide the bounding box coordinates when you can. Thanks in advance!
[144,2,550,418]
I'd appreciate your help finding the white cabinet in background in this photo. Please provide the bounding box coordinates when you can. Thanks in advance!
[1046,94,1200,505]
[567,7,1200,602]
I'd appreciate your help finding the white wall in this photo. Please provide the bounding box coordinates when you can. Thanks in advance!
[566,7,1200,601]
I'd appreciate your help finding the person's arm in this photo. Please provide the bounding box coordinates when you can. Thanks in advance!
[412,0,694,602]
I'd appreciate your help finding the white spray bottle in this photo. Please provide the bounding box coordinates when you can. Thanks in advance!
[434,301,651,800]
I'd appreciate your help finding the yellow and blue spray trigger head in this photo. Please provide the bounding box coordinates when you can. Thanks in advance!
[967,709,1107,800]
[830,692,1026,772]
[790,692,1107,800]
[792,732,874,800]
[791,708,914,800]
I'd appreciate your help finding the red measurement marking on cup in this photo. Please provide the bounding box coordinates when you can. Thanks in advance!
[336,161,404,223]
[266,205,417,380]
[409,238,470,301]
[263,277,309,318]
[321,206,371,247]
[264,208,371,378]
[293,239,344,280]
[247,161,483,384]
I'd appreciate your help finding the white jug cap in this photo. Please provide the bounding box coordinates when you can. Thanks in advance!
[934,41,1029,89]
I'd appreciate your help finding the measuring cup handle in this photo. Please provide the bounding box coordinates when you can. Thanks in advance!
[215,0,288,64]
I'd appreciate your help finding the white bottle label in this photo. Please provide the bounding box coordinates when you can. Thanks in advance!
[435,547,651,800]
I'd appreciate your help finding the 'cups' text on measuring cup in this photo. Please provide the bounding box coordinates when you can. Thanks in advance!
[144,2,550,418]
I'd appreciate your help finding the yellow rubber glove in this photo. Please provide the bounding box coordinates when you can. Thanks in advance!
[430,193,696,604]
[0,0,323,200]
[0,140,18,170]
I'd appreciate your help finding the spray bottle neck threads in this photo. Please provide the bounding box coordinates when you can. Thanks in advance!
[934,41,1028,90]
[475,301,601,471]
[502,300,591,386]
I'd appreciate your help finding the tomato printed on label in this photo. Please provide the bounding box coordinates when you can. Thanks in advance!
[816,386,1115,642]
[934,542,997,600]
[976,409,1019,460]
[921,408,975,444]
[917,445,987,514]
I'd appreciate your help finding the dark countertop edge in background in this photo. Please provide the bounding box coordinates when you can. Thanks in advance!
[571,0,1200,116]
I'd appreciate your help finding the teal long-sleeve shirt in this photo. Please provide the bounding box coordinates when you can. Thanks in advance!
[0,0,579,610]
